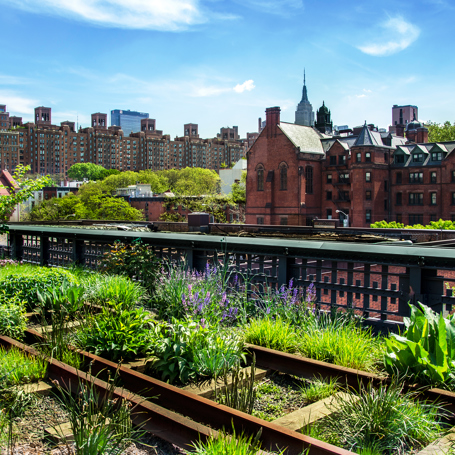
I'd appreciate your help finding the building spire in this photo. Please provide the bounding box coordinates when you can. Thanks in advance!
[301,69,309,103]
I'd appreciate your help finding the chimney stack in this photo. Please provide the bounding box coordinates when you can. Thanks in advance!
[266,107,281,139]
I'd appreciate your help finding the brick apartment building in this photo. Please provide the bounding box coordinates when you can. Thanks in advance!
[246,106,455,227]
[0,106,245,176]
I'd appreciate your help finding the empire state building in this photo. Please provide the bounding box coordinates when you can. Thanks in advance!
[295,71,315,127]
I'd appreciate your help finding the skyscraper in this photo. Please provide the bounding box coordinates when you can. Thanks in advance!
[111,109,149,135]
[295,70,315,127]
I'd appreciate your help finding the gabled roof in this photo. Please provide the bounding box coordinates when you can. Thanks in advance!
[278,122,325,155]
[353,123,383,147]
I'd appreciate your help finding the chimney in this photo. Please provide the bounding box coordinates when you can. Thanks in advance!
[417,127,429,144]
[266,107,281,139]
[258,117,262,133]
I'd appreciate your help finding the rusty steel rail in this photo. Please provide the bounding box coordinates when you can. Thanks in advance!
[4,330,353,455]
[247,344,455,413]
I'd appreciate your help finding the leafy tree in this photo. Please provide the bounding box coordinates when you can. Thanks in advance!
[80,195,144,221]
[427,121,455,143]
[231,171,246,204]
[67,163,108,181]
[0,165,52,223]
[101,171,138,193]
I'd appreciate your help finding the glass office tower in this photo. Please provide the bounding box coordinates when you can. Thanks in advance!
[110,109,149,135]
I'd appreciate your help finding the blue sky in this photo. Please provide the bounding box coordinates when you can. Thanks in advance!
[0,0,454,138]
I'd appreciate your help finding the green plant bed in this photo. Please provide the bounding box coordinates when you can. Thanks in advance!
[0,346,47,386]
[304,381,446,455]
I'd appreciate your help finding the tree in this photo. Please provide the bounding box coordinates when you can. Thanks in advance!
[231,171,246,204]
[77,195,144,221]
[101,171,138,193]
[0,165,52,223]
[67,163,108,181]
[427,121,455,143]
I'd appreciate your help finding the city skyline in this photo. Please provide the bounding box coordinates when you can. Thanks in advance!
[0,0,454,138]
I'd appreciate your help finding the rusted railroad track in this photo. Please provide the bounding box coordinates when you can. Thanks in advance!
[0,332,353,455]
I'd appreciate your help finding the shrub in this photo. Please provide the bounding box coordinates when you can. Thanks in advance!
[310,381,443,454]
[385,302,455,386]
[2,266,78,310]
[100,240,160,295]
[243,317,298,353]
[83,274,149,310]
[151,320,245,384]
[76,306,155,362]
[0,294,27,340]
[37,279,84,317]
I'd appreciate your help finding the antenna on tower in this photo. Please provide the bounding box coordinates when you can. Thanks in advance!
[304,68,306,86]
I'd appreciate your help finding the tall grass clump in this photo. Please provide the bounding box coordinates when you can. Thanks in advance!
[0,346,47,386]
[298,375,339,404]
[83,274,149,310]
[309,381,444,454]
[0,293,27,340]
[243,317,298,353]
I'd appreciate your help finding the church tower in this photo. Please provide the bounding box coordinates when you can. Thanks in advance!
[315,101,333,134]
[295,70,314,127]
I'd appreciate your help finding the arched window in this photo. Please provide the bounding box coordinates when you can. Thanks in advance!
[305,166,313,194]
[279,162,288,191]
[256,164,264,191]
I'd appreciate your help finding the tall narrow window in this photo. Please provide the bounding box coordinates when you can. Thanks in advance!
[305,166,313,193]
[257,165,264,191]
[279,163,287,191]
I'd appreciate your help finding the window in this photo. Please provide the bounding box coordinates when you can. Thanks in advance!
[366,190,372,200]
[339,155,346,165]
[430,192,437,205]
[409,172,423,183]
[396,172,402,184]
[452,193,455,205]
[452,171,455,183]
[430,214,437,222]
[430,172,437,184]
[327,174,332,184]
[366,210,372,223]
[395,154,405,164]
[280,164,287,190]
[327,208,332,219]
[412,153,424,162]
[356,152,361,163]
[384,180,388,192]
[330,155,336,165]
[409,214,423,225]
[431,152,443,161]
[409,193,423,205]
[384,199,388,210]
[280,217,288,225]
[326,191,332,200]
[339,172,350,183]
[396,192,402,205]
[339,190,349,201]
[305,166,313,193]
[396,214,402,223]
[365,172,371,182]
[257,167,264,191]
[257,217,264,225]
[365,152,371,162]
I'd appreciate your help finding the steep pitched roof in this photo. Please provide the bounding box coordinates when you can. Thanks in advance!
[278,122,325,155]
[0,170,18,196]
[353,123,383,147]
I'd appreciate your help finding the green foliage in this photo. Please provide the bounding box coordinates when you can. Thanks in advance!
[83,274,149,310]
[243,317,299,353]
[385,302,455,386]
[0,294,27,339]
[100,240,160,295]
[75,194,144,221]
[67,162,115,181]
[427,120,455,142]
[36,280,84,316]
[2,266,78,310]
[298,375,339,404]
[230,170,246,204]
[27,192,81,221]
[76,306,155,362]
[52,371,139,455]
[0,346,47,386]
[158,167,220,196]
[151,320,245,384]
[371,219,455,230]
[310,381,443,454]
[0,164,52,223]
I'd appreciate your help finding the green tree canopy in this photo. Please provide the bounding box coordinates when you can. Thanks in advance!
[427,121,455,143]
[230,171,246,204]
[67,163,111,181]
[0,165,52,223]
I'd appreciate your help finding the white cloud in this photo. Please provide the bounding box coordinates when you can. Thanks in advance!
[0,92,38,115]
[5,0,207,31]
[233,80,255,93]
[358,16,420,56]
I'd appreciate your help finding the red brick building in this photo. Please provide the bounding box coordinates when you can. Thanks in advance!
[246,106,455,227]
